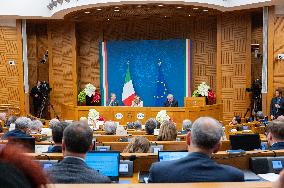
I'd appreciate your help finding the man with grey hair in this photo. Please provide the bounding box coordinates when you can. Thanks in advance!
[104,121,117,135]
[30,120,43,134]
[163,94,178,107]
[49,118,60,129]
[182,119,192,134]
[3,117,32,139]
[47,121,111,183]
[149,117,244,183]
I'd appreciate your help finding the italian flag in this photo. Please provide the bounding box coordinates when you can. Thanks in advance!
[122,66,135,106]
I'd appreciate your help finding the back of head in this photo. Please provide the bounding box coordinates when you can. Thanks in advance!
[157,121,177,141]
[30,120,43,132]
[256,111,264,121]
[104,121,117,135]
[63,122,93,154]
[133,121,142,130]
[15,117,32,130]
[52,122,70,144]
[0,145,48,187]
[145,118,157,135]
[190,117,223,150]
[267,120,284,141]
[235,116,241,124]
[49,118,60,129]
[123,137,150,153]
[6,116,17,127]
[182,119,192,132]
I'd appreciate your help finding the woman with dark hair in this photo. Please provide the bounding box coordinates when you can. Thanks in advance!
[0,145,49,187]
[123,137,150,153]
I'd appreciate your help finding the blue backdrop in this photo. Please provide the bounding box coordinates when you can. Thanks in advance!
[102,39,187,107]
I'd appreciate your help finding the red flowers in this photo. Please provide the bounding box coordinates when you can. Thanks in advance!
[207,89,216,104]
[92,91,101,103]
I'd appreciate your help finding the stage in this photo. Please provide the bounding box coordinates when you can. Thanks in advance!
[61,103,223,130]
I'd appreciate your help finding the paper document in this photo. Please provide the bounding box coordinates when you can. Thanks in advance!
[258,173,280,182]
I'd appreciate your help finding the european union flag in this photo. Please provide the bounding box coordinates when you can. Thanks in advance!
[154,62,168,106]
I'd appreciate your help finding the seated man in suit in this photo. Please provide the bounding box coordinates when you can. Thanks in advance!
[107,93,120,106]
[163,94,178,107]
[267,120,284,150]
[3,117,32,139]
[148,117,244,183]
[270,89,284,120]
[47,122,69,153]
[47,122,111,183]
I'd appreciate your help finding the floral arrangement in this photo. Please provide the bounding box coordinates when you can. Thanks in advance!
[192,82,216,104]
[78,83,100,104]
[156,110,170,124]
[88,109,100,126]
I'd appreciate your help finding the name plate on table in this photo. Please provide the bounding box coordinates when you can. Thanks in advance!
[137,113,145,120]
[184,97,206,107]
[115,113,123,119]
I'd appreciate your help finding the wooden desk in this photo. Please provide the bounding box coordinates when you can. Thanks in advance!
[95,135,187,142]
[50,182,272,188]
[61,104,223,130]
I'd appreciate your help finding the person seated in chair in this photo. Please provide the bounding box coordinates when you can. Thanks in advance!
[47,122,111,183]
[47,122,69,153]
[145,118,158,135]
[107,93,120,106]
[180,119,192,134]
[123,137,150,153]
[163,94,178,107]
[3,117,32,139]
[149,117,244,183]
[267,120,284,150]
[229,116,241,126]
[157,121,177,141]
[30,120,43,134]
[104,121,117,135]
[131,95,143,107]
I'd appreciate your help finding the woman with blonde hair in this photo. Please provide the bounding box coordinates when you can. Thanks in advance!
[123,137,150,153]
[157,121,177,141]
[131,95,143,107]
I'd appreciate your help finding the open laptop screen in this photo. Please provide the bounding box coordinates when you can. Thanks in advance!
[158,151,188,162]
[85,151,120,182]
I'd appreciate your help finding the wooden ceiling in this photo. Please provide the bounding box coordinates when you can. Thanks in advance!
[64,4,222,22]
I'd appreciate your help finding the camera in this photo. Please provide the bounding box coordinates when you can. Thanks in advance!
[39,81,51,98]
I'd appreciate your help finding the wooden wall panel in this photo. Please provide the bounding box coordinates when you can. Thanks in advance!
[220,13,251,120]
[76,17,217,93]
[273,17,284,91]
[0,22,24,112]
[48,22,77,117]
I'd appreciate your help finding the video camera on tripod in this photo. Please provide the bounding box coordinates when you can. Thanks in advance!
[39,81,52,99]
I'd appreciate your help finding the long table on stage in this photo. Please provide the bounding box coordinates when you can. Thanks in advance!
[61,104,223,129]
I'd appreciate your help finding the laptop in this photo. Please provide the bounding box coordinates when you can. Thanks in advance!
[95,146,111,151]
[229,134,261,151]
[37,160,59,171]
[158,151,189,162]
[8,137,35,153]
[85,151,120,182]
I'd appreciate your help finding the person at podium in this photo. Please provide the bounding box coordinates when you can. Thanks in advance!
[131,95,143,107]
[107,93,120,106]
[163,94,178,107]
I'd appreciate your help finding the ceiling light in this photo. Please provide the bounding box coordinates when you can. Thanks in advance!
[158,4,164,7]
[164,16,167,18]
[97,8,102,11]
[57,0,63,4]
[193,7,199,10]
[177,6,182,9]
[115,6,119,9]
[107,18,110,21]
[137,5,142,8]
[65,0,70,2]
[114,9,120,12]
[188,14,191,16]
[84,11,91,14]
[203,9,208,12]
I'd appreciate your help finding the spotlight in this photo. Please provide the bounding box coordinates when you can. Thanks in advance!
[158,4,164,7]
[114,9,120,12]
[47,4,53,10]
[51,0,57,7]
[97,8,102,11]
[203,9,208,12]
[57,0,63,4]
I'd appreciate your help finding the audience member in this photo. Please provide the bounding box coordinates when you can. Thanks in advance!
[49,118,60,129]
[47,122,111,183]
[30,120,43,134]
[157,121,177,141]
[123,137,150,153]
[229,116,241,125]
[3,117,32,139]
[267,120,284,150]
[104,121,117,135]
[277,115,284,121]
[0,112,6,125]
[0,145,49,188]
[182,119,192,133]
[145,118,157,135]
[79,117,88,126]
[127,121,142,130]
[6,116,17,127]
[255,111,265,122]
[47,122,69,153]
[149,117,244,183]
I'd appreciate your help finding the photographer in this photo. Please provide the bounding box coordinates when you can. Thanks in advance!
[270,89,284,120]
[30,81,42,117]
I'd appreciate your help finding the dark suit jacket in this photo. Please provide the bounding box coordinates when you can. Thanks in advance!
[163,99,178,107]
[270,142,284,150]
[270,97,284,118]
[3,129,31,139]
[47,157,111,184]
[148,152,244,183]
[107,99,120,106]
[47,145,62,153]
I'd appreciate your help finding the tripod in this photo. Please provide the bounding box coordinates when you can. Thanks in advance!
[39,95,58,119]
